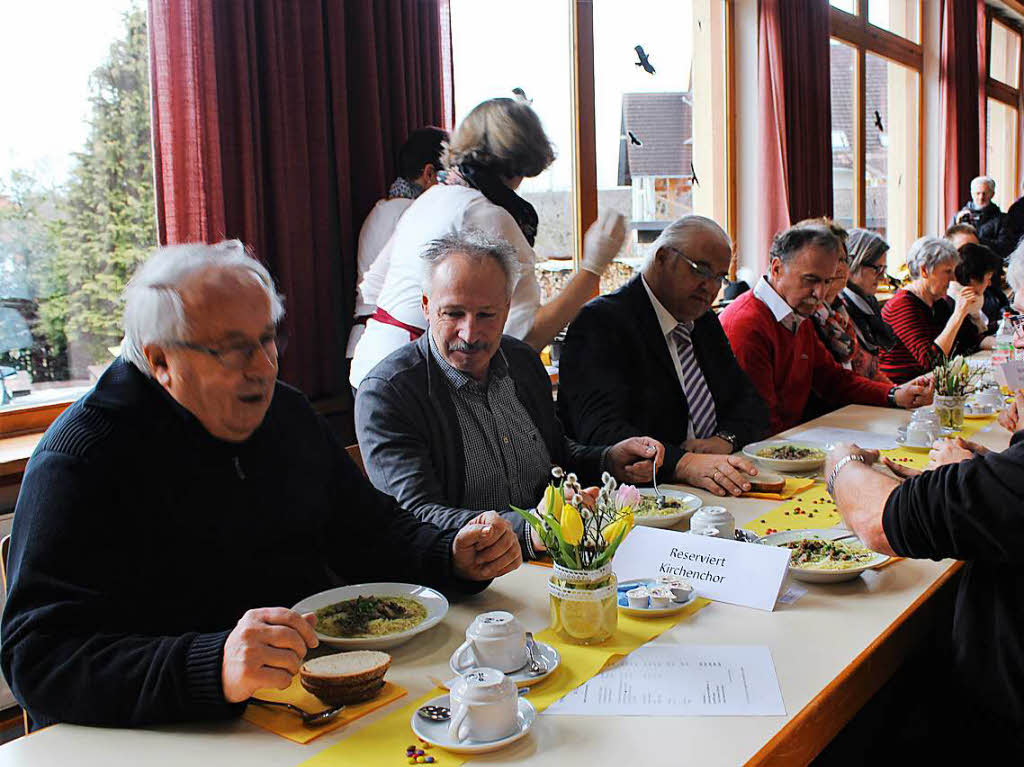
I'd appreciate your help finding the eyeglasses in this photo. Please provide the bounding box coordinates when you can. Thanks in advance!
[863,263,888,275]
[665,247,726,286]
[172,331,288,370]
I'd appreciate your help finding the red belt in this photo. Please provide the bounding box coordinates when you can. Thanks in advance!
[371,308,424,341]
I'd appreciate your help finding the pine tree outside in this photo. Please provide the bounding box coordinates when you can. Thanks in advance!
[0,3,154,413]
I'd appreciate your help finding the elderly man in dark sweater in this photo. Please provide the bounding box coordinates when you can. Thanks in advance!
[355,230,664,560]
[825,411,1024,752]
[1,241,520,731]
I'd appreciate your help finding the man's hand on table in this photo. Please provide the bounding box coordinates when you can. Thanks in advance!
[222,607,319,703]
[452,511,522,581]
[606,436,665,484]
[825,443,880,477]
[928,437,988,468]
[893,375,934,409]
[675,453,758,497]
[681,436,733,455]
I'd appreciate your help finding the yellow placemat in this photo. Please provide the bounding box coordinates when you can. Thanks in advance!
[741,476,816,501]
[746,483,840,536]
[879,413,998,470]
[297,598,710,767]
[244,679,407,744]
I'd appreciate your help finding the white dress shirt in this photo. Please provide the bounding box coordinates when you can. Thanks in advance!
[752,276,803,332]
[640,276,696,441]
[349,184,543,388]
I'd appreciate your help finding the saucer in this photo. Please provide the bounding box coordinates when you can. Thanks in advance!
[411,693,536,754]
[895,435,933,452]
[616,578,697,617]
[449,641,560,687]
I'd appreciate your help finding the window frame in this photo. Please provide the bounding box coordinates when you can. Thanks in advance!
[986,12,1023,200]
[829,1,924,242]
[568,0,736,274]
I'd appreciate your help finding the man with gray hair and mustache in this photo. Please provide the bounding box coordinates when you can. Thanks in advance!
[355,229,665,560]
[2,240,521,730]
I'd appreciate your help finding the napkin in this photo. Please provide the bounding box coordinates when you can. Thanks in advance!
[741,476,816,501]
[244,678,407,744]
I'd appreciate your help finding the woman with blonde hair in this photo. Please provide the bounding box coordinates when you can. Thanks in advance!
[350,97,624,388]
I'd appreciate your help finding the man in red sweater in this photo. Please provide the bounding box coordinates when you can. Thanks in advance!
[720,224,933,434]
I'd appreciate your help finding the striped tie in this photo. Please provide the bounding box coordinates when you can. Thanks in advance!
[671,323,718,439]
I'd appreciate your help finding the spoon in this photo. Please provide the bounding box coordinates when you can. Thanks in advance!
[524,632,548,676]
[248,698,345,727]
[650,456,666,508]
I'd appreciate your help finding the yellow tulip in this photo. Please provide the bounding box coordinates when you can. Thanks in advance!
[602,512,634,546]
[544,484,563,520]
[560,503,584,546]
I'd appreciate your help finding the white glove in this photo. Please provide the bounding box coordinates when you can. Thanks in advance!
[580,210,626,276]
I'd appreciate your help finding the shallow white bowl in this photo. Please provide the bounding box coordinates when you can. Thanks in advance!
[292,582,448,650]
[757,529,889,583]
[742,440,828,473]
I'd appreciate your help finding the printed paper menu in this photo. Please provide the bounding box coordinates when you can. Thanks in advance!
[544,645,786,717]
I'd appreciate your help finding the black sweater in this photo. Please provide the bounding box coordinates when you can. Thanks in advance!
[883,431,1024,730]
[1,359,483,729]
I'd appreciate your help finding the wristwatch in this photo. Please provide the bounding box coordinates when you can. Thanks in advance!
[886,385,898,407]
[826,453,866,498]
[715,431,737,450]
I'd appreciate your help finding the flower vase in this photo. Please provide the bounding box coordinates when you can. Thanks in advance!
[547,563,618,645]
[935,394,966,430]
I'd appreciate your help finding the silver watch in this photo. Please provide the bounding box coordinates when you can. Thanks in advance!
[826,453,865,497]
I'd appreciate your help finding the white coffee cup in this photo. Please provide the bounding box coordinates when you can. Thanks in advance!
[909,409,939,427]
[905,424,937,446]
[451,611,527,674]
[690,506,735,540]
[448,667,518,742]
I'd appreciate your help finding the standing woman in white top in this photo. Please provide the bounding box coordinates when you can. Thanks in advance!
[350,97,625,388]
[347,126,449,358]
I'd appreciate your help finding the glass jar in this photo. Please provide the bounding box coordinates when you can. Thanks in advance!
[547,563,617,646]
[935,394,966,430]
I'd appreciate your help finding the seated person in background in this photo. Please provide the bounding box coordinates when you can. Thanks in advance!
[348,126,449,358]
[945,223,1010,333]
[800,218,890,383]
[945,242,1001,344]
[0,242,520,730]
[720,224,932,434]
[558,215,767,498]
[825,421,1024,752]
[953,175,1004,255]
[841,229,899,372]
[879,237,985,383]
[355,229,664,559]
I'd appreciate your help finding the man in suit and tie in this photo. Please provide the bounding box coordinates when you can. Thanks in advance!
[558,215,768,497]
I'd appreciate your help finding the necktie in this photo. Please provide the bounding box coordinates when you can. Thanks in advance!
[671,323,718,439]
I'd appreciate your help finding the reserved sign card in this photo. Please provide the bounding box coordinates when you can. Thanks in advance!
[998,359,1024,392]
[613,526,791,612]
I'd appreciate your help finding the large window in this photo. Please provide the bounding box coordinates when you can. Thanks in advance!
[448,0,730,301]
[986,17,1022,213]
[0,1,154,419]
[829,1,922,269]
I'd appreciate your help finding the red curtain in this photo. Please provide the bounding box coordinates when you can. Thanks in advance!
[940,0,987,225]
[148,0,450,401]
[757,0,833,270]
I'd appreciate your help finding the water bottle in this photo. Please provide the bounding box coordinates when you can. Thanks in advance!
[993,312,1014,366]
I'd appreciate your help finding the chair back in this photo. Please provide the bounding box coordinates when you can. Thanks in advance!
[345,444,367,477]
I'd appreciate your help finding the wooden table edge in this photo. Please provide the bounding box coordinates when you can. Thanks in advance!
[745,561,963,767]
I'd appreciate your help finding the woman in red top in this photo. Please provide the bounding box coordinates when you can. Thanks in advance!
[879,236,984,383]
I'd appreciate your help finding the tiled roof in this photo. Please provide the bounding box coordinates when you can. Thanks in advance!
[617,92,694,184]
